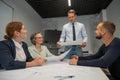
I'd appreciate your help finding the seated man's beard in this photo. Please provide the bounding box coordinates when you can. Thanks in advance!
[96,35,102,39]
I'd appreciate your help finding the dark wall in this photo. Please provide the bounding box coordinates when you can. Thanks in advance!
[44,30,61,44]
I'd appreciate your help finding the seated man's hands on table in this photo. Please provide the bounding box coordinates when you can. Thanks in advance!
[69,55,78,65]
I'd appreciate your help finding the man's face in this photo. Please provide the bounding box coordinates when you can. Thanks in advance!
[68,13,76,23]
[95,23,104,39]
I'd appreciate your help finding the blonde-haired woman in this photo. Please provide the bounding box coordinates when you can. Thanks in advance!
[29,32,53,58]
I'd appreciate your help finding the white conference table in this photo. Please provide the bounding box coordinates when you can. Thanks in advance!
[0,60,109,80]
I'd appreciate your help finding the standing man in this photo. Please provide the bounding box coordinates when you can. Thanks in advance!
[57,9,88,59]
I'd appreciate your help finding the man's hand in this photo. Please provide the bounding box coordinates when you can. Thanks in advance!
[56,41,62,46]
[81,42,86,48]
[69,55,78,65]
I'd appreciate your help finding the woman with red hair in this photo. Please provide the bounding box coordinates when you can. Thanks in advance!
[0,22,46,70]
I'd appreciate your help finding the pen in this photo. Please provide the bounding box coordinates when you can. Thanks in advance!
[58,76,74,80]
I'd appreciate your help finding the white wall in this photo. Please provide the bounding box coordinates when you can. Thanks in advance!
[106,0,120,38]
[0,1,13,40]
[3,0,44,46]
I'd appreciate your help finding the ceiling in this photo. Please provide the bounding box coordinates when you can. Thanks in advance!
[25,0,113,18]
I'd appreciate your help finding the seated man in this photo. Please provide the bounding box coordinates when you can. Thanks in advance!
[69,21,120,80]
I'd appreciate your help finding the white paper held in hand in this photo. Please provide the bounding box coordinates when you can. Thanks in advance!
[46,49,71,62]
[61,40,82,46]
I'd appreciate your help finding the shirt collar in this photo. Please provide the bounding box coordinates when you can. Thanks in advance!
[12,39,23,48]
[69,22,76,25]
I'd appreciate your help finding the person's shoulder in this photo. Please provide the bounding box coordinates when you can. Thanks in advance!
[28,45,35,49]
[0,39,7,45]
[22,41,27,45]
[0,39,13,45]
[22,41,29,48]
[63,23,70,27]
[76,22,84,26]
[0,39,14,48]
[113,37,120,42]
[0,39,7,43]
[41,45,47,48]
[111,37,120,46]
[115,37,120,40]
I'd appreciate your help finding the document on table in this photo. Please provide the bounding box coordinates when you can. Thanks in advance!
[0,68,39,80]
[0,62,109,80]
[60,41,82,46]
[45,49,71,62]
